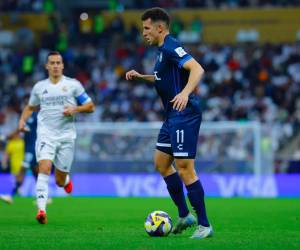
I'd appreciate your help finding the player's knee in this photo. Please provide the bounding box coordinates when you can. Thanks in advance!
[176,161,194,178]
[177,165,189,178]
[178,170,197,185]
[176,159,188,170]
[154,162,168,176]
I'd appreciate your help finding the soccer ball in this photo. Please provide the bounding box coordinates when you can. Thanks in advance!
[144,210,172,237]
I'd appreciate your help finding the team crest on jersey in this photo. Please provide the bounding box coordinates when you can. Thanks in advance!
[62,86,68,92]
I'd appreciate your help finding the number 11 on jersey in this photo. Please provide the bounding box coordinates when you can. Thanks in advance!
[176,129,184,144]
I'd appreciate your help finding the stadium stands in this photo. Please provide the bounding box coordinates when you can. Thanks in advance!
[0,0,300,172]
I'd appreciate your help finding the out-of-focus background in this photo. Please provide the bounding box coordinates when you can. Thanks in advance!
[0,0,300,197]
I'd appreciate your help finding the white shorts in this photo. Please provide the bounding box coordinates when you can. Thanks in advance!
[36,138,75,173]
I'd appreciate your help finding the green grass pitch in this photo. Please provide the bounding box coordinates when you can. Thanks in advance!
[0,197,299,250]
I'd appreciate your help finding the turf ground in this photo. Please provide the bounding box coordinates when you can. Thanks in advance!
[0,197,299,250]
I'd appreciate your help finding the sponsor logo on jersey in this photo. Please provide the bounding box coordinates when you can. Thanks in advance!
[40,95,68,106]
[175,47,187,57]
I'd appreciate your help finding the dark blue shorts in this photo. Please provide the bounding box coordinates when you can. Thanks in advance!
[156,111,202,159]
[23,151,37,169]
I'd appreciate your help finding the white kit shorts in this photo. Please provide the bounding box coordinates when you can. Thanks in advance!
[36,137,75,173]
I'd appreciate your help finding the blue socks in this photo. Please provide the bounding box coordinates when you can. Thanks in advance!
[164,173,210,227]
[12,180,22,196]
[164,172,189,218]
[186,180,210,227]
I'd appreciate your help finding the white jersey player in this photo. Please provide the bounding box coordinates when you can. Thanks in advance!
[18,51,95,224]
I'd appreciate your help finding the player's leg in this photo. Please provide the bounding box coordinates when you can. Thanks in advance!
[0,169,15,204]
[11,152,35,197]
[29,152,39,180]
[170,112,212,237]
[36,159,52,224]
[11,167,25,196]
[155,149,191,218]
[54,168,72,192]
[156,122,190,221]
[1,162,23,204]
[31,165,38,180]
[30,154,53,205]
[174,158,212,237]
[53,140,74,193]
[35,139,56,224]
[9,160,23,197]
[0,171,15,203]
[154,149,175,176]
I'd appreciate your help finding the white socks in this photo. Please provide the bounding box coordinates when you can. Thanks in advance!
[36,173,49,212]
[64,174,70,187]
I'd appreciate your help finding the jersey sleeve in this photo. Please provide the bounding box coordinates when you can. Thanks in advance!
[164,42,192,68]
[28,84,40,106]
[73,80,92,105]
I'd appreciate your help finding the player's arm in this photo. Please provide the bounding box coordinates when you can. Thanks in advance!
[20,83,40,131]
[171,58,204,111]
[181,58,204,96]
[64,86,95,117]
[19,105,39,132]
[125,70,155,83]
[63,101,95,117]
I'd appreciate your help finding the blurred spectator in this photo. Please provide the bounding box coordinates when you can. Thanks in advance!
[1,0,300,12]
[1,1,300,173]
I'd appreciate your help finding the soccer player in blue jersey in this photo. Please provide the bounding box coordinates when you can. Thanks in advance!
[11,112,39,199]
[22,112,38,179]
[0,112,54,205]
[126,7,213,239]
[0,112,40,203]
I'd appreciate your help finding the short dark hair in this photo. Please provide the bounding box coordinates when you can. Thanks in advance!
[141,7,170,27]
[47,51,62,62]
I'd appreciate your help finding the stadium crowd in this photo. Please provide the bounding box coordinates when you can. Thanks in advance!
[1,0,300,173]
[1,19,300,138]
[1,0,300,12]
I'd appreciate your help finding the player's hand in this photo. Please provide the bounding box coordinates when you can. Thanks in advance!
[63,106,77,116]
[125,70,142,80]
[170,92,189,112]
